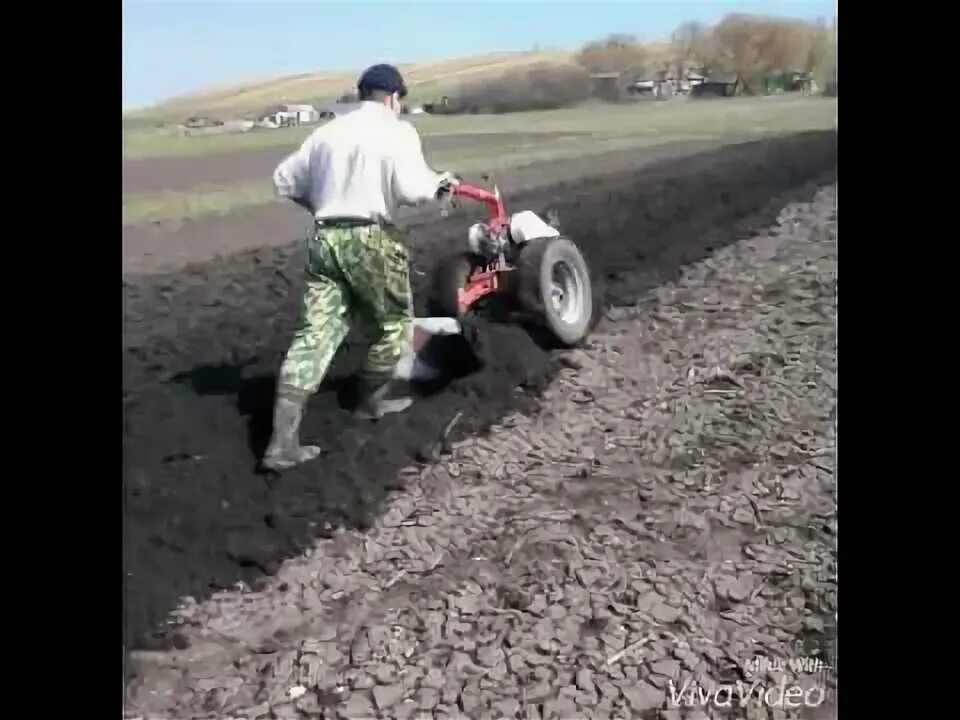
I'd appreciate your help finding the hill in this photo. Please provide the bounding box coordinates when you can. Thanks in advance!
[127,50,576,123]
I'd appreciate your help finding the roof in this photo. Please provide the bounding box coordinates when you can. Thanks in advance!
[704,75,738,84]
[284,104,317,112]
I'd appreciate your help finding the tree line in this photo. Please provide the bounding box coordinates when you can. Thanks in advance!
[576,14,837,93]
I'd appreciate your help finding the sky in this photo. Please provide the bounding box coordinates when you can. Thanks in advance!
[122,0,836,110]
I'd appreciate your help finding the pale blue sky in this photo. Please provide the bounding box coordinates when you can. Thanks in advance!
[122,0,835,110]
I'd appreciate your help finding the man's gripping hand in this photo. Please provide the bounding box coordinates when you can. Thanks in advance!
[435,171,461,198]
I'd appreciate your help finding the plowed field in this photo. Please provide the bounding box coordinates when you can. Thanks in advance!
[123,130,837,719]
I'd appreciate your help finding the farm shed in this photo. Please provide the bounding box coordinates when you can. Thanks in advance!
[182,115,223,129]
[692,76,740,98]
[284,104,320,123]
[760,71,808,95]
[311,99,343,120]
[626,78,676,100]
[589,73,625,102]
[423,96,459,115]
[256,103,320,127]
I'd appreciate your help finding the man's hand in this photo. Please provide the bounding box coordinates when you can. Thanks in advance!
[435,171,461,198]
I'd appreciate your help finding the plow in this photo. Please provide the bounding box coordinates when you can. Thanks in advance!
[396,177,595,383]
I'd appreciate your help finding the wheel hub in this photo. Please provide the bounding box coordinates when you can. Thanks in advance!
[550,260,584,324]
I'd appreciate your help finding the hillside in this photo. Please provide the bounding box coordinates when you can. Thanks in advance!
[128,50,575,123]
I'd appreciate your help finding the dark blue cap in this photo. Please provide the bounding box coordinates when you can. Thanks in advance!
[357,64,408,99]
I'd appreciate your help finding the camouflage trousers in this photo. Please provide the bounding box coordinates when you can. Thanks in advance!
[277,222,413,399]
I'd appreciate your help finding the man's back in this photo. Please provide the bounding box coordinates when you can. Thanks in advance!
[274,103,441,223]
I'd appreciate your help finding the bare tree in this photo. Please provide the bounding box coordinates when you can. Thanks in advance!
[449,64,592,114]
[804,18,836,88]
[670,21,708,75]
[712,14,811,91]
[669,20,737,79]
[578,15,832,94]
[576,34,651,78]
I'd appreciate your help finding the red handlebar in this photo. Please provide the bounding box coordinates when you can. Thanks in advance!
[452,183,496,203]
[451,182,506,222]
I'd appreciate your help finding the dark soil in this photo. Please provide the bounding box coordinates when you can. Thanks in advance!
[123,129,836,673]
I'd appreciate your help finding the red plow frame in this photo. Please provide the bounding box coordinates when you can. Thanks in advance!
[451,182,512,314]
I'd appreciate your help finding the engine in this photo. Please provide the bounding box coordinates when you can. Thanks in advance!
[467,222,507,258]
[467,211,561,259]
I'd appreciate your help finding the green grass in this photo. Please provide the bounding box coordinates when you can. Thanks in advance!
[123,95,837,226]
[124,125,311,160]
[121,137,633,225]
[125,94,835,161]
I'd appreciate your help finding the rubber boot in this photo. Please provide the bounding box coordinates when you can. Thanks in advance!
[261,394,321,470]
[355,376,413,420]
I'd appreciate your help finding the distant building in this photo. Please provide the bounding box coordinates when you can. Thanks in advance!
[182,115,223,129]
[284,104,320,123]
[625,77,679,101]
[691,76,739,97]
[256,103,320,127]
[589,73,624,102]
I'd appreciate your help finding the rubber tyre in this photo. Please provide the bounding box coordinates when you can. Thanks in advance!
[427,252,477,318]
[516,236,593,347]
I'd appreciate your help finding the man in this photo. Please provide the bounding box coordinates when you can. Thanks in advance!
[263,64,457,471]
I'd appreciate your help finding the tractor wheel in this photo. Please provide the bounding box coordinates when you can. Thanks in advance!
[427,252,479,318]
[516,236,593,347]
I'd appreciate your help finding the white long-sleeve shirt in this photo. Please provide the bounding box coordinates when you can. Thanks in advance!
[273,102,445,223]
